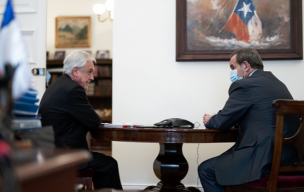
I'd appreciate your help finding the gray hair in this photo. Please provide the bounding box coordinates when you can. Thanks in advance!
[63,50,96,74]
[231,48,264,70]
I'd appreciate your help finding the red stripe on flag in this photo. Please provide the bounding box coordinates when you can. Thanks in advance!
[223,12,250,42]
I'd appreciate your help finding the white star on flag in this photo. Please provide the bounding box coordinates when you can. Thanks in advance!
[238,2,252,18]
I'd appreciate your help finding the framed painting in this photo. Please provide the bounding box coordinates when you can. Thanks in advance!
[54,51,66,60]
[176,0,303,61]
[55,17,91,48]
[96,50,110,59]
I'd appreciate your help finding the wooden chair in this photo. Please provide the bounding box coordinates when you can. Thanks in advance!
[226,99,304,192]
[78,167,94,190]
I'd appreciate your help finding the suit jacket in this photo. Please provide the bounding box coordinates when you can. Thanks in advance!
[39,74,101,150]
[205,70,299,185]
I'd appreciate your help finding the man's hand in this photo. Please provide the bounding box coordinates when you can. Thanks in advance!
[203,113,216,126]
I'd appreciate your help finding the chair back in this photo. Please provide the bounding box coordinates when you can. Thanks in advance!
[269,99,304,190]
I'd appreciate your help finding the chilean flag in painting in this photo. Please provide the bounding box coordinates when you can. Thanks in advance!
[222,0,262,42]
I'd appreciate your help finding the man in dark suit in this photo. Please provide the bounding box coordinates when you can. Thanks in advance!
[39,50,122,189]
[198,48,299,192]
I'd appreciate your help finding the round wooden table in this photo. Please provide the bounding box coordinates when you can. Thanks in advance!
[91,127,238,192]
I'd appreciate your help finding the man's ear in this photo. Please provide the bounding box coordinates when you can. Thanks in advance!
[243,61,251,72]
[72,67,78,77]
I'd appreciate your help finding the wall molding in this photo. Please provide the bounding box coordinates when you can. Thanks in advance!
[21,29,37,64]
[0,0,37,13]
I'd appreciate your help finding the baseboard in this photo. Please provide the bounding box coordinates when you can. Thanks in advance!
[122,185,204,191]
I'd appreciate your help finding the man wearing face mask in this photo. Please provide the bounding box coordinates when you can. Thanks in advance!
[198,48,299,192]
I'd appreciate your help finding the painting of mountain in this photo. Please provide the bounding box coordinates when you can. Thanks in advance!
[55,17,91,48]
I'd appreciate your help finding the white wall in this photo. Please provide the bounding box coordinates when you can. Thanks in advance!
[113,0,304,188]
[47,0,113,59]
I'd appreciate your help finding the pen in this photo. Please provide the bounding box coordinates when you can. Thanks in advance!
[123,125,136,128]
[122,125,141,128]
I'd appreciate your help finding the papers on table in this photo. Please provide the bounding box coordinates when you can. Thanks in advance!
[13,88,42,131]
[13,110,37,116]
[100,123,142,128]
[13,118,42,131]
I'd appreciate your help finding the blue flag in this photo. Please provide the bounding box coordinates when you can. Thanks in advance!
[0,0,31,99]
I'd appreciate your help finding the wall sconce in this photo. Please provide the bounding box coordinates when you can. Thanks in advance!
[92,0,114,22]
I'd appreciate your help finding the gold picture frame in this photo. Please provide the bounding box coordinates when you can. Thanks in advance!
[55,16,91,48]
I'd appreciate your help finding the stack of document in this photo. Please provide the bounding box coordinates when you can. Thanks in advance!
[12,88,41,131]
[12,118,41,131]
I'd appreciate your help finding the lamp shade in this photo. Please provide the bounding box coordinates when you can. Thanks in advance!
[110,10,114,19]
[105,0,114,11]
[92,4,106,15]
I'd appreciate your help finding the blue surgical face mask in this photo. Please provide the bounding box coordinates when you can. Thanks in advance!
[230,69,242,83]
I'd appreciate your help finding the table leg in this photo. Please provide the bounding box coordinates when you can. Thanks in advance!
[145,143,200,192]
